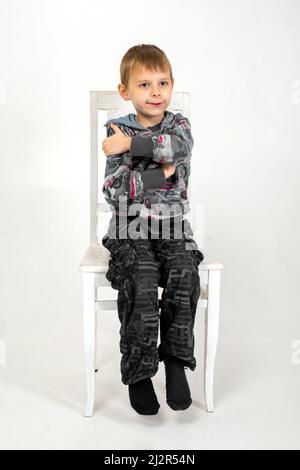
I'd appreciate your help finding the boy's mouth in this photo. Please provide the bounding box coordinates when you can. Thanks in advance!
[147,102,163,107]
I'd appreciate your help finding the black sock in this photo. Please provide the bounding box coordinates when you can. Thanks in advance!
[128,377,160,415]
[164,357,192,410]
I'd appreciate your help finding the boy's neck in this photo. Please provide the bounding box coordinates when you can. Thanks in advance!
[135,111,165,129]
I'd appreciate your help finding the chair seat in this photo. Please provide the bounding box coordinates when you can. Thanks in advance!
[80,245,110,273]
[79,244,224,273]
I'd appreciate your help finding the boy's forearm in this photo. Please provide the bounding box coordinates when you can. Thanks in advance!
[126,136,132,152]
[129,123,193,166]
[130,135,153,158]
[139,167,166,191]
[129,138,174,180]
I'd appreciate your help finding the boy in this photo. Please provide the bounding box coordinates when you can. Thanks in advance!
[101,44,204,415]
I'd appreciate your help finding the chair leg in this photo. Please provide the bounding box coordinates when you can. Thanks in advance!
[94,309,100,373]
[83,272,96,417]
[203,269,221,413]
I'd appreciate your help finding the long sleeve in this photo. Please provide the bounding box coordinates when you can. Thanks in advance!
[102,126,166,202]
[140,167,166,190]
[129,114,194,166]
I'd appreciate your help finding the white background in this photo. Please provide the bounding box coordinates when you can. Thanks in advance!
[0,0,300,450]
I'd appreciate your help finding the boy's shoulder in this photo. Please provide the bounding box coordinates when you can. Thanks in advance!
[103,110,189,132]
[103,113,140,131]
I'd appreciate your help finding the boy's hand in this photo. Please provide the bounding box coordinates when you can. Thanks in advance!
[102,123,132,157]
[161,163,176,179]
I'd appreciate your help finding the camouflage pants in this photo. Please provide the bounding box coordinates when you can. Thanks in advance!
[101,213,204,385]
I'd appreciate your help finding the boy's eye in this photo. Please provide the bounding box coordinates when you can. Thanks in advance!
[139,81,168,88]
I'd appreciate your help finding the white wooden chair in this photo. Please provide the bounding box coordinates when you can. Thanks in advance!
[79,90,224,417]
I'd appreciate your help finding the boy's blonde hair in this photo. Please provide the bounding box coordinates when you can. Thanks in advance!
[120,44,174,88]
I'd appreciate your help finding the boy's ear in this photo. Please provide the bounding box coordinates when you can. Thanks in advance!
[118,83,130,101]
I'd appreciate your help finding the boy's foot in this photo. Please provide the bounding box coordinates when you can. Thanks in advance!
[164,357,192,410]
[128,377,160,415]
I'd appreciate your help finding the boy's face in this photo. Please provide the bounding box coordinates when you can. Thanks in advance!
[118,66,174,127]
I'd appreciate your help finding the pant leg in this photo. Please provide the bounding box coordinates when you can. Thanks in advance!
[102,215,161,385]
[151,217,204,371]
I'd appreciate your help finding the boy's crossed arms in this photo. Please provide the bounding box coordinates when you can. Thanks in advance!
[101,113,193,200]
[102,122,176,179]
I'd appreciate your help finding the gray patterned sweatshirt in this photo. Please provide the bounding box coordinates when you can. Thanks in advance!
[102,110,194,220]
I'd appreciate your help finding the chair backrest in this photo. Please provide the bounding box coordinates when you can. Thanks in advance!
[90,90,192,246]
